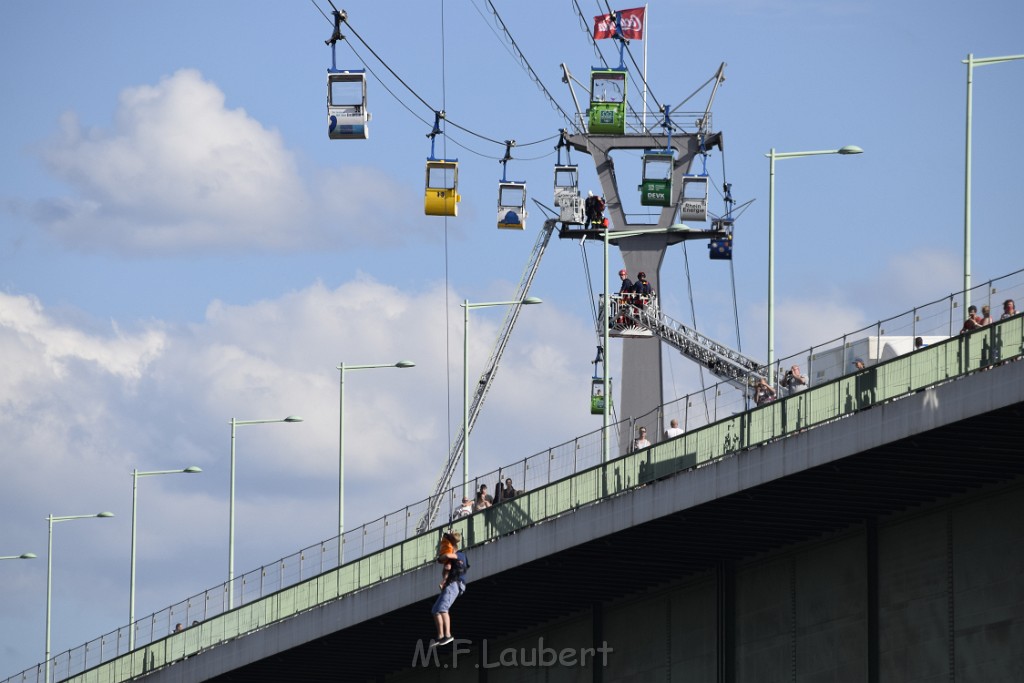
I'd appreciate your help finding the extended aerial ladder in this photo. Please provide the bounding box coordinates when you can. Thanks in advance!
[417,218,558,532]
[601,294,764,390]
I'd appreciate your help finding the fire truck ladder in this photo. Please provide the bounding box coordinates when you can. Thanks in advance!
[417,218,557,533]
[601,294,766,391]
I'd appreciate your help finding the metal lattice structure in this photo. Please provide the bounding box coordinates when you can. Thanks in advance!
[603,294,765,390]
[416,218,557,532]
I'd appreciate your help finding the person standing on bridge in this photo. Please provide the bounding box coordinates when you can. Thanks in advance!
[632,426,652,452]
[780,365,809,396]
[1001,299,1016,320]
[960,305,983,333]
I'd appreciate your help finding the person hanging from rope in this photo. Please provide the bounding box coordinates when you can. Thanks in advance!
[430,532,469,647]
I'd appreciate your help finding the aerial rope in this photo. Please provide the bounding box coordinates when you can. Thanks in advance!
[314,2,562,159]
[477,0,577,127]
[597,0,662,113]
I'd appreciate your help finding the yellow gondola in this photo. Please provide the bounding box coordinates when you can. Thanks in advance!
[425,159,460,217]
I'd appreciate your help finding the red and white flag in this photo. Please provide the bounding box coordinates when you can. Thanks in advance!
[593,7,646,41]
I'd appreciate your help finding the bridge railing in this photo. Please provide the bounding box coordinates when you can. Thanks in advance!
[7,268,1024,683]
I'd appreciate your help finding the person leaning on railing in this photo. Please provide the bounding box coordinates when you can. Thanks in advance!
[779,365,809,396]
[1001,299,1017,320]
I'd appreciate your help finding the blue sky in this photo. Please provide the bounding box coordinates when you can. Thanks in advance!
[1,0,1022,675]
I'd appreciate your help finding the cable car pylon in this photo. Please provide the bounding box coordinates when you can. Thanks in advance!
[557,61,749,454]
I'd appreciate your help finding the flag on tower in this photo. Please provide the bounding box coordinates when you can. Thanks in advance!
[593,7,646,41]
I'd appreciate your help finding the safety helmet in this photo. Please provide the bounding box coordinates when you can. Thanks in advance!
[618,269,627,276]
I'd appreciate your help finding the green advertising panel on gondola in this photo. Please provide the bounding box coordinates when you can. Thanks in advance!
[639,151,673,207]
[591,377,612,415]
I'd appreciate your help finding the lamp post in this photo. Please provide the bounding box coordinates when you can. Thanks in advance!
[462,298,542,499]
[0,552,36,560]
[599,226,687,463]
[337,361,415,542]
[228,416,302,609]
[766,145,862,370]
[45,512,114,683]
[128,466,201,649]
[962,53,1024,311]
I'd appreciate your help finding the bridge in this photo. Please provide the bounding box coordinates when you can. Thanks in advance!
[8,314,1024,683]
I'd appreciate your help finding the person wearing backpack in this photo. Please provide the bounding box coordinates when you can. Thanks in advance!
[431,535,469,646]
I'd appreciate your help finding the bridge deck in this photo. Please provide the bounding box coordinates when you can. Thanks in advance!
[130,339,1024,682]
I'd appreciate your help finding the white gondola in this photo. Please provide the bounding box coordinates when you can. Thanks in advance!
[327,70,370,140]
[553,164,584,224]
[497,182,528,230]
[678,175,709,222]
[497,140,527,230]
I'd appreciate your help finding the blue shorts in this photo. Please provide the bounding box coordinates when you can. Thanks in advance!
[431,581,465,614]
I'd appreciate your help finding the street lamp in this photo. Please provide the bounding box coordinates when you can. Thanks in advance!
[45,512,114,683]
[962,53,1024,311]
[599,226,687,463]
[337,361,415,541]
[1,552,36,560]
[228,415,302,609]
[462,297,542,498]
[766,145,862,370]
[128,466,201,649]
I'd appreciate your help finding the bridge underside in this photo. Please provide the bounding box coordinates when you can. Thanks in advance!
[192,365,1024,682]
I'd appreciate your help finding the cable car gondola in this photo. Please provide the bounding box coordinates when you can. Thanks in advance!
[324,10,369,140]
[424,112,460,217]
[327,70,370,140]
[425,159,460,217]
[553,131,584,224]
[639,150,674,207]
[678,174,709,222]
[590,376,611,415]
[497,183,527,229]
[554,164,584,224]
[497,141,527,230]
[588,68,627,135]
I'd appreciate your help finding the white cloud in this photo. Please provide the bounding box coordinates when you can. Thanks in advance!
[30,70,420,254]
[0,292,165,386]
[0,277,595,672]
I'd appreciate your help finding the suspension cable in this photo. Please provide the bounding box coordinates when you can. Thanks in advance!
[478,0,576,127]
